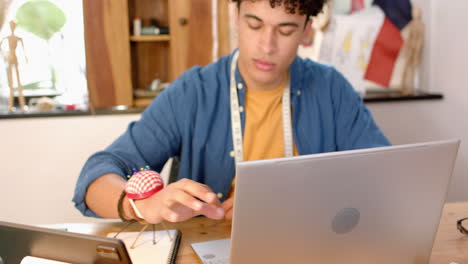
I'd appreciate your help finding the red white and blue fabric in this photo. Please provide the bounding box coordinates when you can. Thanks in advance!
[125,170,164,200]
[364,0,413,87]
[351,0,365,13]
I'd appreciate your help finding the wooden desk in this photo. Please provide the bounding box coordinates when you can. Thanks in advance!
[431,202,468,263]
[59,202,468,263]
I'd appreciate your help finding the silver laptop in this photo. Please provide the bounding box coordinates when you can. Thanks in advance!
[0,221,132,264]
[230,139,460,264]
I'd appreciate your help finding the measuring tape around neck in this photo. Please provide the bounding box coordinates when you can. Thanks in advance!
[230,51,294,164]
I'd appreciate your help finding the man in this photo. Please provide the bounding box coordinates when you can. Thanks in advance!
[73,0,390,224]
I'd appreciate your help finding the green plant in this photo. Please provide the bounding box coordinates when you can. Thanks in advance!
[15,0,66,90]
[15,0,66,41]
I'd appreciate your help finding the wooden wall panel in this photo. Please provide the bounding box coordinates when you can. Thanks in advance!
[187,0,213,68]
[218,0,231,57]
[169,0,190,80]
[169,0,231,80]
[83,0,133,108]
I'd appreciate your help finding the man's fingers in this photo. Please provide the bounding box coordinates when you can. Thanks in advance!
[221,197,234,221]
[199,205,225,220]
[160,204,193,223]
[225,208,233,221]
[162,196,224,221]
[221,197,234,211]
[165,188,205,211]
[162,179,225,221]
[204,192,221,206]
[173,179,221,206]
[160,207,180,222]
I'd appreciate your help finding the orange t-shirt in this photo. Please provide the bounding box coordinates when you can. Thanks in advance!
[228,77,298,198]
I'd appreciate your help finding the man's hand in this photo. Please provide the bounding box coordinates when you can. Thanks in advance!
[134,178,225,224]
[221,196,234,221]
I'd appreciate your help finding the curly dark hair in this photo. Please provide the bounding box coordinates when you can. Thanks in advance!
[231,0,328,17]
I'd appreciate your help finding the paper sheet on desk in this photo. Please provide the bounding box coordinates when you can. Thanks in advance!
[20,256,69,264]
[107,230,180,264]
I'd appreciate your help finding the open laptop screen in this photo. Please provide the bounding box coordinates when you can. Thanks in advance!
[231,139,460,264]
[0,221,131,264]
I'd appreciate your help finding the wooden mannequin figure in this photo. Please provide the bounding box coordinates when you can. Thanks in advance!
[400,8,424,95]
[0,21,26,112]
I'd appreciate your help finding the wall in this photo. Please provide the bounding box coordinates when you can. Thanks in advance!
[0,114,143,225]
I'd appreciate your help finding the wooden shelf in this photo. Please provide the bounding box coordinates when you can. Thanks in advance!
[130,34,171,42]
[133,97,155,107]
[363,91,443,103]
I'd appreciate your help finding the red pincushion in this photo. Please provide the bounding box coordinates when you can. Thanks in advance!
[125,170,164,200]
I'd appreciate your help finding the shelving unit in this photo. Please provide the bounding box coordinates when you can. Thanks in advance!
[129,35,171,42]
[83,0,230,109]
[128,0,171,100]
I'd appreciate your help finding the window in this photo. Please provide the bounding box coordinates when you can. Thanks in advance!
[0,0,87,113]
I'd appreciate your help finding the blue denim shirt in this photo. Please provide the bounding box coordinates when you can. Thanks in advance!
[73,52,390,217]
